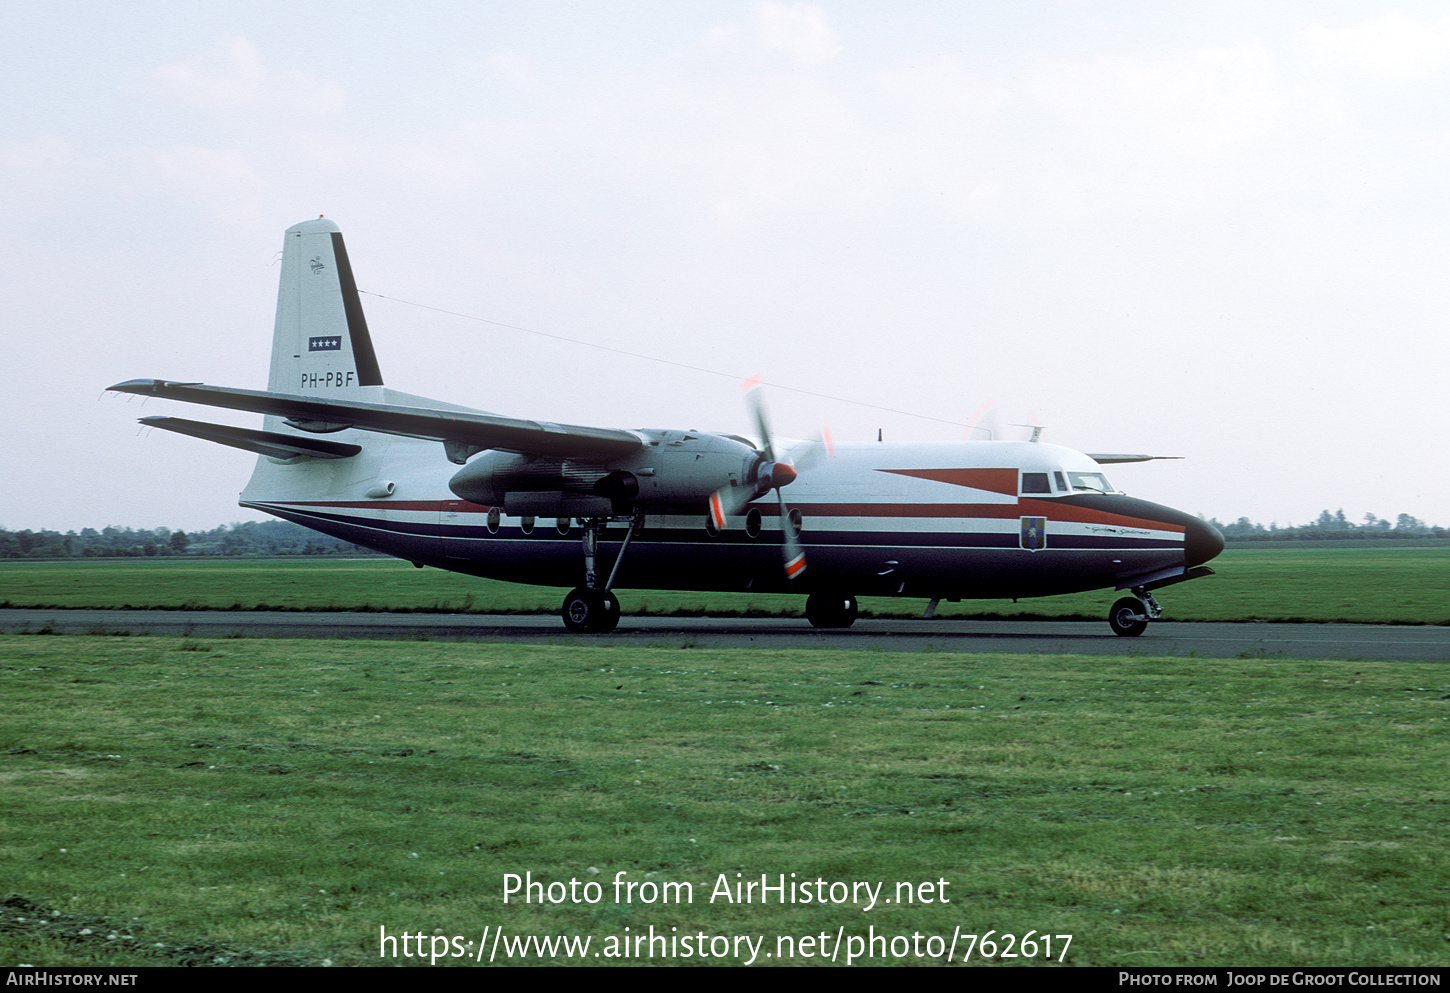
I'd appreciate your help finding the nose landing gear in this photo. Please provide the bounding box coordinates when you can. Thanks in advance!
[1108,588,1161,637]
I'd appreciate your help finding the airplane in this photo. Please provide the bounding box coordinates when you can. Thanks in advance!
[110,217,1223,636]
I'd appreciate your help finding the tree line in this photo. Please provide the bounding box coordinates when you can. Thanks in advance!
[1208,510,1446,542]
[0,521,367,559]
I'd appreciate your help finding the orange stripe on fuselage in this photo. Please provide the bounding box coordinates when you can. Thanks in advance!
[880,467,1019,495]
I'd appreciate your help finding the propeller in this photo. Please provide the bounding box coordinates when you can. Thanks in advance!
[707,380,829,580]
[747,387,809,579]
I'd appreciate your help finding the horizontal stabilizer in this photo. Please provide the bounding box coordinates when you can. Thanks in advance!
[1086,453,1183,464]
[139,416,362,460]
[111,380,645,461]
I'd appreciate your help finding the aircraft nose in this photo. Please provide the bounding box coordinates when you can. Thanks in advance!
[1185,516,1225,567]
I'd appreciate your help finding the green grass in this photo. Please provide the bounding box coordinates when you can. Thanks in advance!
[3,546,1450,624]
[1,635,1446,967]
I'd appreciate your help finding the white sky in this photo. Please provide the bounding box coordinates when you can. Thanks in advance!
[5,1,1448,532]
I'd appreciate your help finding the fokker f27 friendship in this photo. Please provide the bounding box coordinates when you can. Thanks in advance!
[111,218,1223,635]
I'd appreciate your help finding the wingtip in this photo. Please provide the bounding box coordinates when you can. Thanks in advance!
[107,378,160,394]
[107,379,205,395]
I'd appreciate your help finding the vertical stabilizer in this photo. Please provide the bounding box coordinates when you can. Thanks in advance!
[268,218,383,397]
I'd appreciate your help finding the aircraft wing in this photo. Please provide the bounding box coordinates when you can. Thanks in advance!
[1085,454,1183,464]
[109,379,645,461]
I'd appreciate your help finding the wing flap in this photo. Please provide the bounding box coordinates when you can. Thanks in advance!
[110,380,645,460]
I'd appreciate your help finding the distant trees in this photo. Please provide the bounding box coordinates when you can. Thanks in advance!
[0,521,370,559]
[1211,510,1444,542]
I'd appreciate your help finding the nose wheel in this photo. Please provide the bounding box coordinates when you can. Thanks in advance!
[1108,588,1160,637]
[1108,598,1147,637]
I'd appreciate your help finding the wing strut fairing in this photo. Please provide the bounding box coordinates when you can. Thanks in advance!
[109,379,645,463]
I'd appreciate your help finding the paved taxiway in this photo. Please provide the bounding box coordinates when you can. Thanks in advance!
[2,609,1447,661]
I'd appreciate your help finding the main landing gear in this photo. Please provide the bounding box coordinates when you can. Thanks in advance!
[561,514,640,634]
[806,592,858,629]
[1108,588,1161,637]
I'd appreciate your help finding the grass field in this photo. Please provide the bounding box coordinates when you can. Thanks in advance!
[3,545,1450,624]
[0,635,1445,967]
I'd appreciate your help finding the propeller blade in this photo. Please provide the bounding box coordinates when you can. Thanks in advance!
[745,385,776,463]
[778,488,807,580]
[963,398,998,440]
[708,482,755,531]
[740,380,807,580]
[784,431,834,474]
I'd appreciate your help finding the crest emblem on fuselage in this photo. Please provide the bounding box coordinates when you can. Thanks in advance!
[309,256,326,274]
[1020,517,1047,551]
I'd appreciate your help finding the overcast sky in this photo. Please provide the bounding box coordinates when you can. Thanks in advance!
[5,2,1449,532]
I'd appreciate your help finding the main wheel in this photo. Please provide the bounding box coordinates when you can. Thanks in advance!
[562,588,622,634]
[1108,596,1149,637]
[806,592,858,629]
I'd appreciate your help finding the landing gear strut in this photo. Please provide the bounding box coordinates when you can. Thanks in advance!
[1108,587,1161,637]
[806,592,858,629]
[560,514,639,634]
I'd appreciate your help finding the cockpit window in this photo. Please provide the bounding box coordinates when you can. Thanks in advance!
[1021,472,1051,494]
[1053,471,1067,492]
[1067,471,1114,494]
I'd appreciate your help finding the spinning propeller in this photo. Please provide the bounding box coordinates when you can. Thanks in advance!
[707,380,830,580]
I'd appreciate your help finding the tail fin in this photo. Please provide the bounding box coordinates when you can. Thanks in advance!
[268,218,383,396]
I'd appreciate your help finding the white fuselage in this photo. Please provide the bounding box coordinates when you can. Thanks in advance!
[241,431,1207,600]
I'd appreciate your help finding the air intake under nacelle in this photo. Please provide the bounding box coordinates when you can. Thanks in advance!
[502,492,615,518]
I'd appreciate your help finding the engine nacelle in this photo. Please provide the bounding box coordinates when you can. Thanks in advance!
[447,451,608,506]
[614,431,761,505]
[447,430,763,514]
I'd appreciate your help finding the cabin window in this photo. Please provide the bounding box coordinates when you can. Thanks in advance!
[520,515,535,535]
[1021,472,1051,494]
[745,508,762,538]
[486,507,500,534]
[556,517,571,535]
[1067,471,1113,494]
